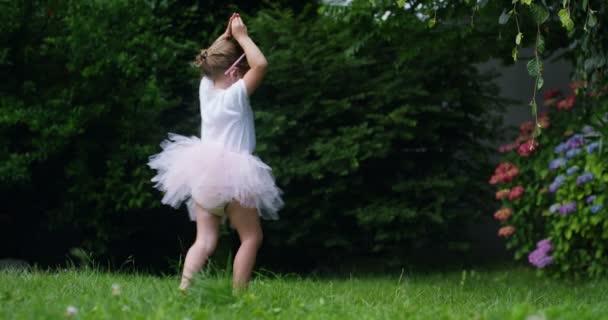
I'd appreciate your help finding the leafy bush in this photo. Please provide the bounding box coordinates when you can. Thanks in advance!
[1,0,505,268]
[0,0,196,251]
[482,0,608,277]
[249,2,504,264]
[490,87,608,277]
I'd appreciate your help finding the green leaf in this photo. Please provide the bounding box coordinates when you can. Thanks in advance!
[558,8,575,31]
[527,59,542,76]
[588,13,597,28]
[512,46,519,62]
[537,76,544,91]
[427,18,436,28]
[516,32,523,45]
[522,0,532,5]
[499,9,511,25]
[583,0,588,11]
[530,3,550,24]
[584,58,595,72]
[397,0,405,7]
[529,99,538,117]
[536,34,545,54]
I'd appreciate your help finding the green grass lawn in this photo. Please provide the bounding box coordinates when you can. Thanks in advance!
[1,266,607,319]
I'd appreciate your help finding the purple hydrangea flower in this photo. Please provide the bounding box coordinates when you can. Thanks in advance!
[566,148,582,159]
[549,183,559,193]
[566,166,580,175]
[549,175,567,193]
[586,141,600,154]
[582,125,595,134]
[549,158,567,170]
[536,239,553,252]
[528,238,554,269]
[591,205,604,214]
[586,195,597,204]
[558,202,577,215]
[576,172,594,185]
[566,134,585,149]
[554,143,568,154]
[535,256,554,268]
[549,203,561,213]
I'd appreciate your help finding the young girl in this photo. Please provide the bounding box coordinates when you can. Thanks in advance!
[148,13,283,290]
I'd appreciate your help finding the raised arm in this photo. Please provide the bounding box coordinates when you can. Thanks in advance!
[231,15,267,96]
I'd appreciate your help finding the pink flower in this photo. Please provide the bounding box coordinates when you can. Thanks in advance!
[508,186,525,201]
[520,121,535,133]
[498,226,515,237]
[538,117,550,129]
[569,80,586,91]
[543,88,562,100]
[494,208,513,221]
[496,162,515,172]
[557,94,576,110]
[496,189,510,200]
[506,167,520,179]
[489,163,520,185]
[498,142,519,153]
[518,140,539,157]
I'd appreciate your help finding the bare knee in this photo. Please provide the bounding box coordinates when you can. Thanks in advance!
[192,239,217,257]
[241,231,263,250]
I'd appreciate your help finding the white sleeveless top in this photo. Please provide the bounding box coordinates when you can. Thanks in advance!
[199,77,256,153]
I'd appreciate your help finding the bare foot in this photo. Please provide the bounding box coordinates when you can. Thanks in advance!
[179,276,191,292]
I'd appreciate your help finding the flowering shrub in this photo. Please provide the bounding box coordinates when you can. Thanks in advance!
[491,87,608,277]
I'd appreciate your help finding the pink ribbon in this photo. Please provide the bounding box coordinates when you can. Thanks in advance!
[224,53,246,76]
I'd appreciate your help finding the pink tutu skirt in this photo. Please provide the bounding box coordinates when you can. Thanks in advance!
[147,133,283,221]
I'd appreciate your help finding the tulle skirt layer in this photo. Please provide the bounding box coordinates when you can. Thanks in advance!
[147,133,283,221]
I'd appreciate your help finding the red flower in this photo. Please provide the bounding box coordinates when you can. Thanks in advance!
[494,208,513,221]
[557,94,576,110]
[538,117,550,129]
[516,132,531,143]
[498,142,519,153]
[518,140,539,157]
[569,80,586,91]
[498,226,516,237]
[501,173,514,183]
[508,186,525,201]
[489,162,520,185]
[543,88,562,100]
[506,167,520,178]
[496,162,515,173]
[496,189,510,200]
[520,121,535,133]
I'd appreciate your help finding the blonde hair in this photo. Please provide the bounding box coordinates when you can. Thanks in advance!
[194,38,248,79]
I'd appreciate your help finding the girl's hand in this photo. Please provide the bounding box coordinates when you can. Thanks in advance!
[231,15,248,40]
[221,13,237,39]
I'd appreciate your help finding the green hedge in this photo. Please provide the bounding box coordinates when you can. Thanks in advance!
[249,2,504,263]
[0,0,505,267]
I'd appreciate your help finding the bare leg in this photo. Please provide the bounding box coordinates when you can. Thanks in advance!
[179,202,221,290]
[226,200,263,289]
